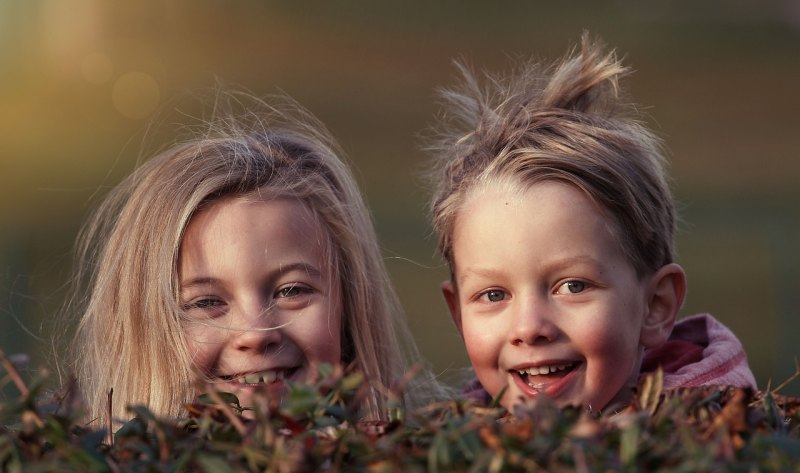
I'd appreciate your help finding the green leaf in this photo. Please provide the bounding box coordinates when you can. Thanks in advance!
[317,363,334,378]
[619,422,640,467]
[339,372,364,392]
[114,416,147,438]
[196,392,242,408]
[197,453,236,473]
[285,385,320,416]
[489,385,508,409]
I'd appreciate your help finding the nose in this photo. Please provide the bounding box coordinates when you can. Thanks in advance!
[230,301,284,353]
[509,294,560,346]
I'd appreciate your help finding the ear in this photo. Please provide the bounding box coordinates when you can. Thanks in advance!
[441,279,463,336]
[640,263,687,348]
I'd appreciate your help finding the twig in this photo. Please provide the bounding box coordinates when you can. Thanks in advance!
[490,385,508,408]
[0,348,29,397]
[204,385,247,436]
[572,444,590,473]
[770,357,800,395]
[106,388,114,446]
[0,348,44,429]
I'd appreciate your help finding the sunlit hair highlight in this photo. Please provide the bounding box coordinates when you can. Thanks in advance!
[428,34,676,278]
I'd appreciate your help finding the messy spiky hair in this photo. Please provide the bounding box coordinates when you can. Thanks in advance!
[428,33,675,278]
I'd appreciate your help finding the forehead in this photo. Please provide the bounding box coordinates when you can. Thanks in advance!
[460,178,607,225]
[188,194,321,234]
[179,196,330,267]
[458,179,607,232]
[451,180,627,275]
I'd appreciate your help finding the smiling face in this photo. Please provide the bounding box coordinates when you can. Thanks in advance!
[178,196,342,406]
[443,180,664,411]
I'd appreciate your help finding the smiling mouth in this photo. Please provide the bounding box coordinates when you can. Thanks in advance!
[217,367,300,386]
[513,362,579,390]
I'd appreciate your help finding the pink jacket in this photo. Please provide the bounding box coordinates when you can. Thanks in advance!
[640,313,757,389]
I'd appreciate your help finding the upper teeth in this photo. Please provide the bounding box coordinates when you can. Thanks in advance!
[232,370,284,385]
[518,364,572,376]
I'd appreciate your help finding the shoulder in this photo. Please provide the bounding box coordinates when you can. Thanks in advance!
[462,375,492,406]
[641,313,757,390]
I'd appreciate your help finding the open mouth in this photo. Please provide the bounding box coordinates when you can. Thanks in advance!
[512,362,579,392]
[217,367,300,386]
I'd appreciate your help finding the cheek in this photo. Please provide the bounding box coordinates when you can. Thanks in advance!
[577,316,642,405]
[183,328,223,374]
[577,316,638,365]
[461,319,501,363]
[309,328,341,365]
[291,309,343,365]
[587,333,637,374]
[577,296,644,359]
[461,318,505,386]
[461,320,508,400]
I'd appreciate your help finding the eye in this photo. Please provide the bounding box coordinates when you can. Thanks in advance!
[275,283,313,299]
[182,297,226,311]
[274,283,314,310]
[478,289,508,303]
[555,280,588,295]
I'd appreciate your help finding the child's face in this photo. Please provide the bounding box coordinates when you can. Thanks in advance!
[443,180,660,411]
[178,196,341,406]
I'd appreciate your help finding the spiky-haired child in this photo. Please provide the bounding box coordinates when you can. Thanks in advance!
[427,36,756,411]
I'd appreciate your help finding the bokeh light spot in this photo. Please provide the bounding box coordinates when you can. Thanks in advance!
[81,53,113,85]
[112,71,160,119]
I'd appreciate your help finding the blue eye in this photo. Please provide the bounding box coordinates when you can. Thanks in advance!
[481,289,507,302]
[556,280,587,295]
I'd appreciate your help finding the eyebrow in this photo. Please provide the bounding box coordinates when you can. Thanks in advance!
[179,262,323,290]
[179,276,221,290]
[458,255,606,286]
[543,255,606,273]
[457,267,503,286]
[278,262,323,278]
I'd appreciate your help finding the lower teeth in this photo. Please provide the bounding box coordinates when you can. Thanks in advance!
[527,382,546,392]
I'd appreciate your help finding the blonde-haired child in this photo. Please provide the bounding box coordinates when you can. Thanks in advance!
[427,35,756,412]
[66,93,438,425]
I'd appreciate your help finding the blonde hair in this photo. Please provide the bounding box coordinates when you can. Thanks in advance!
[428,34,675,278]
[66,93,434,425]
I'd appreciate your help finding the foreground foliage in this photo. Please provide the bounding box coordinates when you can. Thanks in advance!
[2,351,799,472]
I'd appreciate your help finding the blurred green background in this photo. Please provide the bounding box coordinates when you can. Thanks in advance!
[1,1,798,395]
